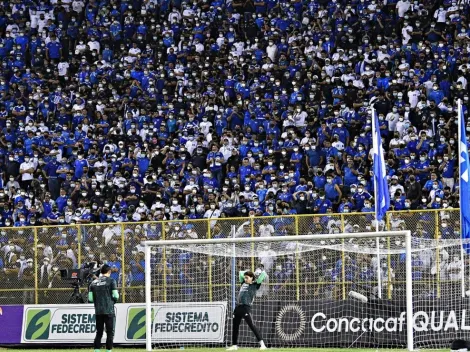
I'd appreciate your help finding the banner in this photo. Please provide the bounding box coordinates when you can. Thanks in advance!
[22,305,114,343]
[149,302,227,343]
[0,305,24,344]
[245,299,470,349]
[17,299,470,348]
[21,302,227,344]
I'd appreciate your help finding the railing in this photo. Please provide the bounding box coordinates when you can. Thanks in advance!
[0,209,461,304]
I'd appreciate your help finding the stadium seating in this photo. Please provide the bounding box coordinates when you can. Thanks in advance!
[0,0,466,303]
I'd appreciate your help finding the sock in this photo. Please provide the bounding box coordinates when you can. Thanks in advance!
[94,349,100,352]
[260,340,266,348]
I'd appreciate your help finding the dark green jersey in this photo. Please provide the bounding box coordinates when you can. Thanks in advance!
[237,282,261,306]
[89,276,118,315]
[236,270,266,307]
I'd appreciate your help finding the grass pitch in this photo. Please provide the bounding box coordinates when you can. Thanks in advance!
[0,348,442,352]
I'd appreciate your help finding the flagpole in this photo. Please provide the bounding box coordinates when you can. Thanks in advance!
[371,107,382,299]
[458,98,465,298]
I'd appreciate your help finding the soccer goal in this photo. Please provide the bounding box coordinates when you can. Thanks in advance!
[144,230,466,351]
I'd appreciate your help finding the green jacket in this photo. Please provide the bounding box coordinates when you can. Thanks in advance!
[236,270,266,306]
[88,276,119,315]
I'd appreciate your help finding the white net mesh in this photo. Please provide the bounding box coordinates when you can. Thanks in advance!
[146,233,470,351]
[162,237,465,256]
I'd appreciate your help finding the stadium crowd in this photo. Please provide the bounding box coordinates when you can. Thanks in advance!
[0,0,468,300]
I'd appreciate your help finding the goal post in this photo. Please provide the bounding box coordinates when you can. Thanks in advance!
[145,230,414,351]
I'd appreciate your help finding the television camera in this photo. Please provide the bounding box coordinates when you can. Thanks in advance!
[60,261,102,303]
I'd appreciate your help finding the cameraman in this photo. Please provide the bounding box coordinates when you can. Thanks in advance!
[88,264,119,352]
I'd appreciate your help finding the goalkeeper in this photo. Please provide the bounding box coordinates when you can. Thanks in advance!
[227,268,267,351]
[89,264,119,352]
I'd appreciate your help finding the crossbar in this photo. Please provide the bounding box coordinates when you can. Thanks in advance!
[144,230,411,247]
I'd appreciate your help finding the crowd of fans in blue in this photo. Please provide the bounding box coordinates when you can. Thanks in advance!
[0,0,468,299]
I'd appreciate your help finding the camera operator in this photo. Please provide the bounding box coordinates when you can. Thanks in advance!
[88,264,119,352]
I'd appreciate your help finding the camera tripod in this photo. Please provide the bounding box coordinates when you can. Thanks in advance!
[67,281,86,304]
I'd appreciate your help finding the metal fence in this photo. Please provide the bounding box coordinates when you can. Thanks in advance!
[0,209,462,304]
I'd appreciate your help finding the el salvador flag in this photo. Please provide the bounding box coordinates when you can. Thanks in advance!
[459,101,470,252]
[372,109,390,221]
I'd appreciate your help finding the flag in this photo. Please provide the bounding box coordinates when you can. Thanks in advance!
[372,109,390,221]
[458,101,470,251]
[53,92,61,105]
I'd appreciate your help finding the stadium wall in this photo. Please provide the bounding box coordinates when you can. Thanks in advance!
[1,299,470,348]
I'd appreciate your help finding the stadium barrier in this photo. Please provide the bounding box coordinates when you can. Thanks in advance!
[2,299,470,347]
[0,209,462,305]
[0,302,227,345]
[19,302,227,344]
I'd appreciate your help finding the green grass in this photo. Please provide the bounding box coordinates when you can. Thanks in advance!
[0,349,445,352]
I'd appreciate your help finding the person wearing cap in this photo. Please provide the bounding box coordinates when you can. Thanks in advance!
[39,256,52,288]
[389,175,405,196]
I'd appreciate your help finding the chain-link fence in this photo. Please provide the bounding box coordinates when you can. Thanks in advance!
[384,209,462,300]
[0,209,462,304]
[0,226,36,304]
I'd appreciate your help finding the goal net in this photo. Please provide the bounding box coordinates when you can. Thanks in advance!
[144,230,469,351]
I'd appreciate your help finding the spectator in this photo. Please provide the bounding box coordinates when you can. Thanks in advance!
[405,175,422,206]
[0,0,467,301]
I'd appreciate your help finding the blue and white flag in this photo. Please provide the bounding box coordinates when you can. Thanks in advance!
[53,92,61,105]
[372,110,390,221]
[459,101,470,251]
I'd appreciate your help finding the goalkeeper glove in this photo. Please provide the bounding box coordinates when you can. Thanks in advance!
[255,268,267,284]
